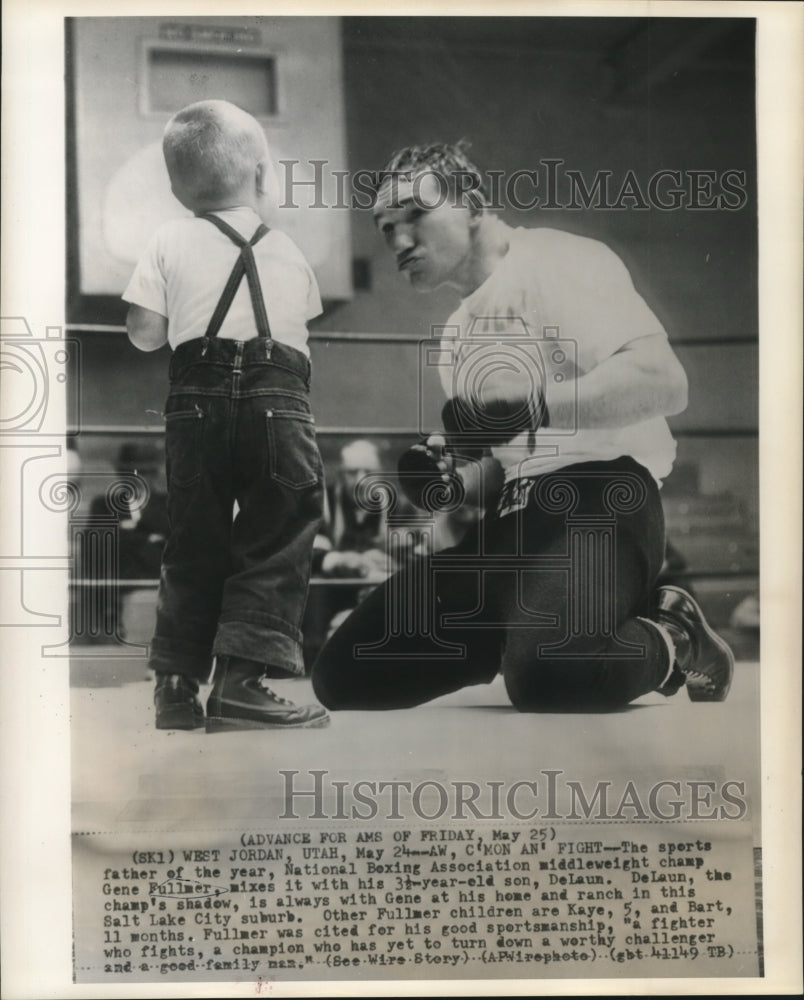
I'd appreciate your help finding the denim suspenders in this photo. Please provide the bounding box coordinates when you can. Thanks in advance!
[201,213,273,348]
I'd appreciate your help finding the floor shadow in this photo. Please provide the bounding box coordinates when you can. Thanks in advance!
[69,657,150,688]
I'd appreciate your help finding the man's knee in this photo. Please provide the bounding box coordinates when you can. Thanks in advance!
[504,659,580,712]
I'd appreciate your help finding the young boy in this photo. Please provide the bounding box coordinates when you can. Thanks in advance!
[124,99,329,732]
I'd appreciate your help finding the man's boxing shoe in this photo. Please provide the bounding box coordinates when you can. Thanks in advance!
[154,674,205,730]
[653,586,734,702]
[206,656,330,732]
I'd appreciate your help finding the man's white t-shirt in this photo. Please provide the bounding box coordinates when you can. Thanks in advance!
[438,226,677,485]
[123,207,322,356]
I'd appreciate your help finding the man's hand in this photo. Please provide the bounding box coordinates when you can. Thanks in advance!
[420,433,455,479]
[399,434,455,480]
[321,548,390,580]
[397,434,458,509]
[321,550,371,577]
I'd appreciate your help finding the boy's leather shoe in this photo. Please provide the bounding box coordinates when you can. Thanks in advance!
[207,656,330,732]
[653,586,734,702]
[154,674,205,730]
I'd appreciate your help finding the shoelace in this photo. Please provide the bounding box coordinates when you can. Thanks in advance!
[683,668,717,691]
[257,677,295,706]
[161,675,199,694]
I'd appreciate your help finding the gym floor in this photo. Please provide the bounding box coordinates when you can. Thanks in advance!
[71,641,761,844]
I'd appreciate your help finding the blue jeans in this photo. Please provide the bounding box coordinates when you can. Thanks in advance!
[150,337,324,681]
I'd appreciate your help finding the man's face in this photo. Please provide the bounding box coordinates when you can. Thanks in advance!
[339,444,381,497]
[372,172,474,292]
[340,466,370,497]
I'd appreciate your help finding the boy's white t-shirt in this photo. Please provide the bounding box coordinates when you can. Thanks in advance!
[438,226,678,486]
[123,207,321,356]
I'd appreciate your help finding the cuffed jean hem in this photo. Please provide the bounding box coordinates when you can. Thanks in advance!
[149,637,214,683]
[214,620,306,676]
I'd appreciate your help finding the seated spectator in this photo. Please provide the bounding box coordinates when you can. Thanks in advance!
[89,441,169,579]
[306,440,391,663]
[72,440,168,644]
[314,439,390,580]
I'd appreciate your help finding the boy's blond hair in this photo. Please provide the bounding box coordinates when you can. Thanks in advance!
[163,99,269,210]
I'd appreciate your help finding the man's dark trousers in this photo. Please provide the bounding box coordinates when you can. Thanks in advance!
[312,456,670,711]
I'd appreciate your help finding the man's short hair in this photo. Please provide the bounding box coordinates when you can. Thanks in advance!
[340,439,381,472]
[375,140,490,211]
[162,100,268,207]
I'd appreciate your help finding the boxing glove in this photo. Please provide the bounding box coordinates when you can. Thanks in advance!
[441,387,548,455]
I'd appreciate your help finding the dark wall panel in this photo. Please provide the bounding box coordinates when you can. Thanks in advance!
[323,17,757,345]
